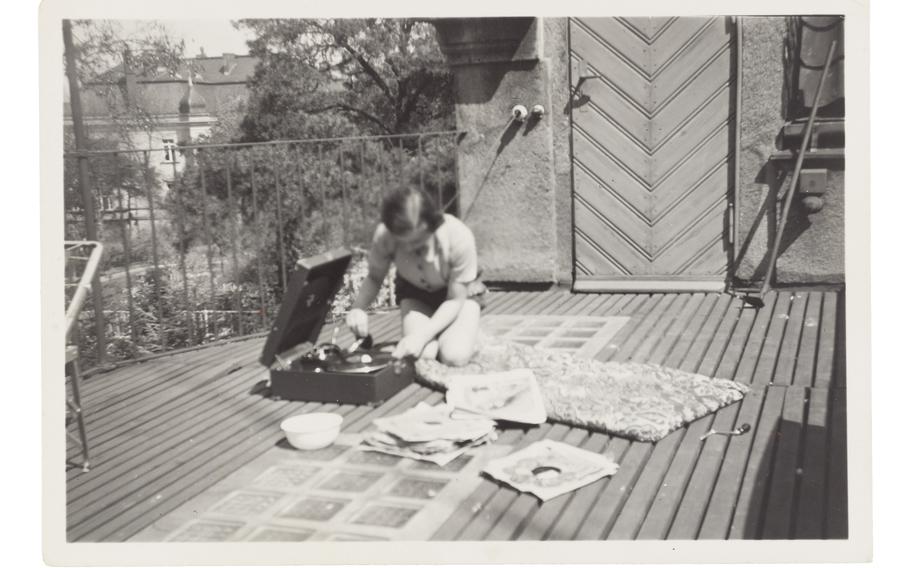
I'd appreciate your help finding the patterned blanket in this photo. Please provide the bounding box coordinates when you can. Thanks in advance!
[415,334,750,443]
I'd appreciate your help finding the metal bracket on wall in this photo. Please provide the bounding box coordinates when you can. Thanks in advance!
[570,57,598,99]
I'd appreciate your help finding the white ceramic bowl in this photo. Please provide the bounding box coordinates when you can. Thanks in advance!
[280,412,343,450]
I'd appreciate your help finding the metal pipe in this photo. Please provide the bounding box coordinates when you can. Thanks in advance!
[64,241,105,341]
[758,40,838,299]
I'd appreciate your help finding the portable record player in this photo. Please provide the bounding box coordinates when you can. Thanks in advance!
[260,248,414,405]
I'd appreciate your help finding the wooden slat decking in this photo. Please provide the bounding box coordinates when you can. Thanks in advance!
[65,289,847,542]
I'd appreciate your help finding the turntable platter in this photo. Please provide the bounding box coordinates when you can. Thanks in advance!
[326,350,394,373]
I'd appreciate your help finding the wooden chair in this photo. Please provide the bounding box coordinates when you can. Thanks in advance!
[64,241,104,473]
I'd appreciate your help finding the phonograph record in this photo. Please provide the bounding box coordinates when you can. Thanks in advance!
[260,248,414,405]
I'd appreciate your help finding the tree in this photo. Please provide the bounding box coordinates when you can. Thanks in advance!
[235,18,454,141]
[64,20,185,239]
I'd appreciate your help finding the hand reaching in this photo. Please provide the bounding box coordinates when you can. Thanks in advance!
[346,308,369,338]
[392,334,428,360]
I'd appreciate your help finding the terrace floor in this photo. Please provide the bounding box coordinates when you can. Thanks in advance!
[66,288,847,542]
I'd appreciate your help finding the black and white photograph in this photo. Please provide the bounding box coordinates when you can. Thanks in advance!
[39,0,872,564]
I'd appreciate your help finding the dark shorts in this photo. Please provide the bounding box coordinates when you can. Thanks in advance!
[395,276,448,311]
[394,276,487,311]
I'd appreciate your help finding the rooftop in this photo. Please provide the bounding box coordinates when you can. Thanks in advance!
[66,288,847,542]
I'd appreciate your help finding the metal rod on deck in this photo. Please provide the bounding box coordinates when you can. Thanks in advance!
[226,154,243,336]
[114,153,138,357]
[63,20,106,364]
[142,151,167,349]
[171,159,195,345]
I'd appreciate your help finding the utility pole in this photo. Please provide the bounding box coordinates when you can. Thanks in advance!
[63,20,107,364]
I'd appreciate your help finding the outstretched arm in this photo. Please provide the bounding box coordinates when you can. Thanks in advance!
[347,227,392,337]
[350,273,383,312]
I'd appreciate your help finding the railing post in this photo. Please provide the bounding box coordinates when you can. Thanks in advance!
[63,19,107,365]
[359,141,368,238]
[338,143,349,246]
[434,135,444,209]
[226,154,243,335]
[250,152,268,330]
[171,157,195,346]
[318,144,330,245]
[198,150,217,312]
[272,147,287,292]
[114,152,138,357]
[142,150,167,350]
[398,138,406,191]
[417,134,424,196]
[379,140,388,203]
[296,145,307,253]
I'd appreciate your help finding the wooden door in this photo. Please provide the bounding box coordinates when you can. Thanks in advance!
[569,17,735,291]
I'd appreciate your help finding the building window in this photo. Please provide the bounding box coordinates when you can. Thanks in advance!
[162,138,178,163]
[100,194,114,212]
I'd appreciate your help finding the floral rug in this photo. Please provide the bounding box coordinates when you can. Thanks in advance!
[416,333,750,443]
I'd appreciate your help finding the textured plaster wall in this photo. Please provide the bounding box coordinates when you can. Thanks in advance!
[448,22,566,282]
[736,17,845,285]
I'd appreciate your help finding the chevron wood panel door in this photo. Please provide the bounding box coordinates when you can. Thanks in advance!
[569,17,735,291]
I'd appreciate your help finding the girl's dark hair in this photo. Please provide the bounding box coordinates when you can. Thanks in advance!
[380,187,444,236]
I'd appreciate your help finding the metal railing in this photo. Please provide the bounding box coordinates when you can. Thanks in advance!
[64,131,462,369]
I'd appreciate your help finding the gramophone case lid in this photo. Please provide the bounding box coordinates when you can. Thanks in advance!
[259,248,352,367]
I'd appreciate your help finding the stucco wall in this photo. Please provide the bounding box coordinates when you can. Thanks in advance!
[735,17,845,285]
[438,18,566,283]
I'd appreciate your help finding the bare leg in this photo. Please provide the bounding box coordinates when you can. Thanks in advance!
[399,298,439,360]
[437,299,482,366]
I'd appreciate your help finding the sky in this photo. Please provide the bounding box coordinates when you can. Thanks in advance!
[123,19,256,57]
